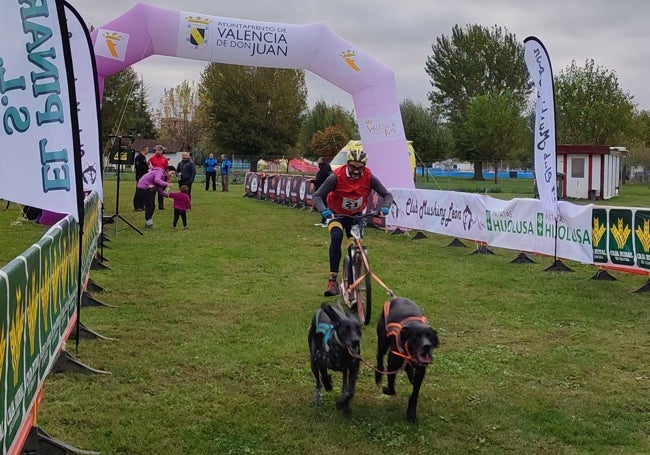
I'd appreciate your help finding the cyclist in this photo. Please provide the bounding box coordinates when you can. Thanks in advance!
[312,149,393,297]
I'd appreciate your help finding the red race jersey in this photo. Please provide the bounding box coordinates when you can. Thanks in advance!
[326,165,372,215]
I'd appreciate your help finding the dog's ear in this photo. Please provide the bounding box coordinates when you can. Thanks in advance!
[400,326,412,345]
[428,328,440,349]
[321,304,342,324]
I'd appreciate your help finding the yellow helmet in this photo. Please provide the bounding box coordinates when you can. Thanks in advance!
[346,148,368,163]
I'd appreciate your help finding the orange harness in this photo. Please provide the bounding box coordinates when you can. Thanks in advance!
[383,300,429,363]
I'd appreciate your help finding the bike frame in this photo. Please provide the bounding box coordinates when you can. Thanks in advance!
[334,214,394,325]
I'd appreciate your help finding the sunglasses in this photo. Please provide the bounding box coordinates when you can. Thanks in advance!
[347,163,365,172]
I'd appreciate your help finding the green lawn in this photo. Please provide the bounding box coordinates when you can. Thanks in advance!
[2,179,649,454]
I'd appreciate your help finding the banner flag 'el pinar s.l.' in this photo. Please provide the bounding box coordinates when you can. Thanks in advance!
[0,0,84,221]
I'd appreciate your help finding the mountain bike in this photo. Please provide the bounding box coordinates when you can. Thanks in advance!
[334,214,394,326]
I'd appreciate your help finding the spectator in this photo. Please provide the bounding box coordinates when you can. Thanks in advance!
[204,152,219,191]
[132,146,149,211]
[135,165,175,230]
[167,185,192,229]
[220,154,231,192]
[148,145,169,210]
[312,156,333,226]
[176,151,197,196]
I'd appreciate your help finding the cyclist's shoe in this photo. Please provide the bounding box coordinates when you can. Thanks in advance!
[324,279,340,297]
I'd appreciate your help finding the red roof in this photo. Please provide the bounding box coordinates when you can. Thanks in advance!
[556,145,610,155]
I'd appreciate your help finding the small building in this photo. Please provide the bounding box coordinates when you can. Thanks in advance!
[556,145,627,200]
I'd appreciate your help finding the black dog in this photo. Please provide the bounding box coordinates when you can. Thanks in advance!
[308,303,362,415]
[375,297,439,422]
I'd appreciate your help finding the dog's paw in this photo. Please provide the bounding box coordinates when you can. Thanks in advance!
[336,399,351,416]
[313,389,324,405]
[375,372,383,386]
[382,386,396,396]
[406,412,417,423]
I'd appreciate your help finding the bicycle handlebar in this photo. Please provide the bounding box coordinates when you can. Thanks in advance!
[327,213,382,240]
[329,213,381,221]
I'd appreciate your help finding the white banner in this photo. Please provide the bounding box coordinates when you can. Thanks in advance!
[65,3,103,201]
[389,188,488,242]
[485,198,593,263]
[524,37,558,217]
[0,0,81,220]
[390,188,593,263]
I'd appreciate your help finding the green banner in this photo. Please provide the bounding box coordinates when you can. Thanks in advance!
[608,209,634,267]
[0,272,8,452]
[592,208,608,263]
[23,247,41,428]
[0,191,101,454]
[4,258,27,451]
[634,210,650,270]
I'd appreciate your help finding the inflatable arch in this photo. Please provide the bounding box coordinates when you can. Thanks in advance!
[90,3,414,189]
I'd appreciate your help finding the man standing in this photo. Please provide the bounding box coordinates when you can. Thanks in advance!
[176,151,197,196]
[148,145,169,209]
[220,154,231,192]
[312,156,333,225]
[204,152,219,191]
[133,146,149,211]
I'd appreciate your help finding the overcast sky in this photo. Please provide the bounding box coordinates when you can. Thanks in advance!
[75,0,650,112]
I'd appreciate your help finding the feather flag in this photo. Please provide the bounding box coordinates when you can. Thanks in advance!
[65,2,103,202]
[0,0,84,221]
[524,36,558,217]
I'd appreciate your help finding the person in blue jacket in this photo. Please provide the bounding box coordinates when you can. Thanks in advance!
[204,152,219,191]
[220,154,231,192]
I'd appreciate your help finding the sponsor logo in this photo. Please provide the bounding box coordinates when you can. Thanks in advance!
[341,49,360,72]
[101,31,127,60]
[186,16,211,49]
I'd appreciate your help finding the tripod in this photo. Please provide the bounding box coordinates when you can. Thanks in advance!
[104,135,143,236]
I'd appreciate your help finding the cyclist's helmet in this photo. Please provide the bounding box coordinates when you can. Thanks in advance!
[346,148,368,164]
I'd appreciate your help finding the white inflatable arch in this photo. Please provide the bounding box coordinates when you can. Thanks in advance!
[91,3,413,188]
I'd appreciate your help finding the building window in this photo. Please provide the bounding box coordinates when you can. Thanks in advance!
[571,157,585,178]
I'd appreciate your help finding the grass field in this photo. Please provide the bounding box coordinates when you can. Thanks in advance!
[1,179,650,454]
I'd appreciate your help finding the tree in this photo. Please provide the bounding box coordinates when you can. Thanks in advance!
[456,91,529,182]
[300,101,357,152]
[399,99,453,165]
[425,24,532,124]
[154,80,202,154]
[100,67,155,150]
[309,125,349,160]
[623,110,650,175]
[555,59,636,145]
[425,24,532,178]
[197,63,307,157]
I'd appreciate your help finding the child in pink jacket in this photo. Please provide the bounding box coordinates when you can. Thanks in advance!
[167,185,192,229]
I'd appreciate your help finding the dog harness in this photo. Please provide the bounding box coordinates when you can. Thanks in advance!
[315,309,342,352]
[383,300,430,363]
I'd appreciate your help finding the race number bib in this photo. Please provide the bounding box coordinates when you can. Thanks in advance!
[341,196,363,211]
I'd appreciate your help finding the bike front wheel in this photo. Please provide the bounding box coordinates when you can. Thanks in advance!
[353,249,372,325]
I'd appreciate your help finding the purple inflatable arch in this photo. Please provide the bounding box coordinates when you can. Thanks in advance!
[91,3,413,189]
